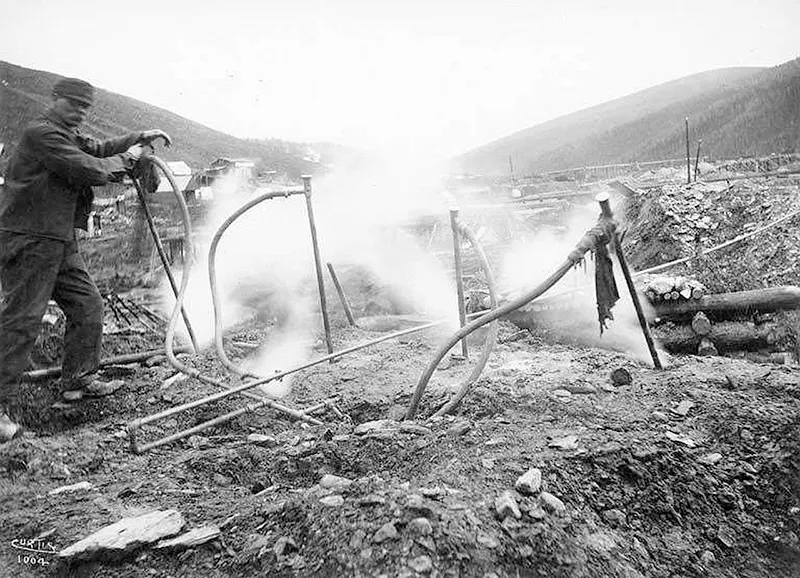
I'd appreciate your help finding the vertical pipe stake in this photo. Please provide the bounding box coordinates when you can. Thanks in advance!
[302,176,334,357]
[596,193,662,369]
[327,262,357,327]
[450,209,469,359]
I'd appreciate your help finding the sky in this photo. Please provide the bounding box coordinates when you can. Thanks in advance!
[1,0,798,161]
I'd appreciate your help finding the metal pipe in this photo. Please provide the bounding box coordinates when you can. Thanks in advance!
[685,117,691,184]
[302,176,334,357]
[22,346,193,381]
[131,317,451,430]
[132,158,323,441]
[596,193,661,369]
[207,187,307,378]
[433,218,499,417]
[130,394,319,453]
[132,176,199,352]
[327,262,357,327]
[450,208,469,359]
[405,217,617,420]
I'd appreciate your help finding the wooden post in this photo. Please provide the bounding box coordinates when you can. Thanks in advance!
[327,262,357,327]
[302,176,334,357]
[596,193,662,369]
[685,117,691,184]
[133,179,199,352]
[694,139,702,181]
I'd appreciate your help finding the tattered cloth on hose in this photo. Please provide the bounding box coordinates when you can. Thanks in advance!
[128,145,160,194]
[594,240,619,334]
[567,220,619,334]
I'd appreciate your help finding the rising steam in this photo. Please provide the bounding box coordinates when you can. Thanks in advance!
[160,157,460,396]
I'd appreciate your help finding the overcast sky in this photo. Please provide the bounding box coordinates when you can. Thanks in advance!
[1,0,797,160]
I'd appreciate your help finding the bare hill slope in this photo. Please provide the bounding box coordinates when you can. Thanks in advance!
[0,60,337,176]
[455,58,800,176]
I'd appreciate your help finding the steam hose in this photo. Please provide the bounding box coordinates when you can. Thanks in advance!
[208,189,306,378]
[405,219,615,419]
[129,157,322,429]
[431,218,499,417]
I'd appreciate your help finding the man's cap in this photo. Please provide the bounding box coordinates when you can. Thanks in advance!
[52,77,94,106]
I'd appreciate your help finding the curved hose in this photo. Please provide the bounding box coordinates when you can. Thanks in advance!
[431,219,499,418]
[208,189,305,378]
[405,219,614,419]
[134,158,321,422]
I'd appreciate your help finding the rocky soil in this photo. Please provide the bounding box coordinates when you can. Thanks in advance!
[0,170,798,578]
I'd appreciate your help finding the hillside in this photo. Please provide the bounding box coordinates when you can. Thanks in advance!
[0,60,348,177]
[455,57,800,177]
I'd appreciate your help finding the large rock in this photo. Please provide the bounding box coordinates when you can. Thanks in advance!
[58,510,185,561]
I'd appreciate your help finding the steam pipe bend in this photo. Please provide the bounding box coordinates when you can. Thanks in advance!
[405,219,615,420]
[207,189,306,378]
[127,158,321,449]
[431,218,499,418]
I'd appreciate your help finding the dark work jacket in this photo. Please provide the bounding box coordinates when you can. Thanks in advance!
[0,110,142,241]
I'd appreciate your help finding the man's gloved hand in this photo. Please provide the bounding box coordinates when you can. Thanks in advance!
[139,129,172,147]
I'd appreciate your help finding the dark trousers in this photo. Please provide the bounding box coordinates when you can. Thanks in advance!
[0,231,103,405]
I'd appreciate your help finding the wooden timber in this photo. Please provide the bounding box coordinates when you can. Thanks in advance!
[652,286,800,319]
[651,321,783,353]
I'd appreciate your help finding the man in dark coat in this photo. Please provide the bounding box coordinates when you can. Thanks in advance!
[0,77,171,441]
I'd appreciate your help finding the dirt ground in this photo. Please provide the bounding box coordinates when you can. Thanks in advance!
[1,170,799,578]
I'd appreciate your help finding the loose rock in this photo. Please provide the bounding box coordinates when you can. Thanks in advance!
[601,508,627,527]
[700,550,716,565]
[610,367,632,386]
[58,510,185,561]
[672,400,695,417]
[407,517,433,536]
[155,524,220,550]
[354,420,400,436]
[515,468,543,495]
[539,492,566,515]
[320,474,353,490]
[273,536,298,557]
[48,481,93,495]
[665,431,696,447]
[494,491,522,520]
[247,433,278,447]
[320,495,345,507]
[549,435,579,450]
[699,452,723,465]
[373,522,398,543]
[408,555,433,573]
[447,420,472,436]
[651,411,670,422]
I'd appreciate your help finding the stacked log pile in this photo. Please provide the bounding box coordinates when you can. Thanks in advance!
[643,275,706,302]
[644,280,800,359]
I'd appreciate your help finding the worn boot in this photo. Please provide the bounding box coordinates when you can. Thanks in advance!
[0,406,22,443]
[59,373,125,402]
